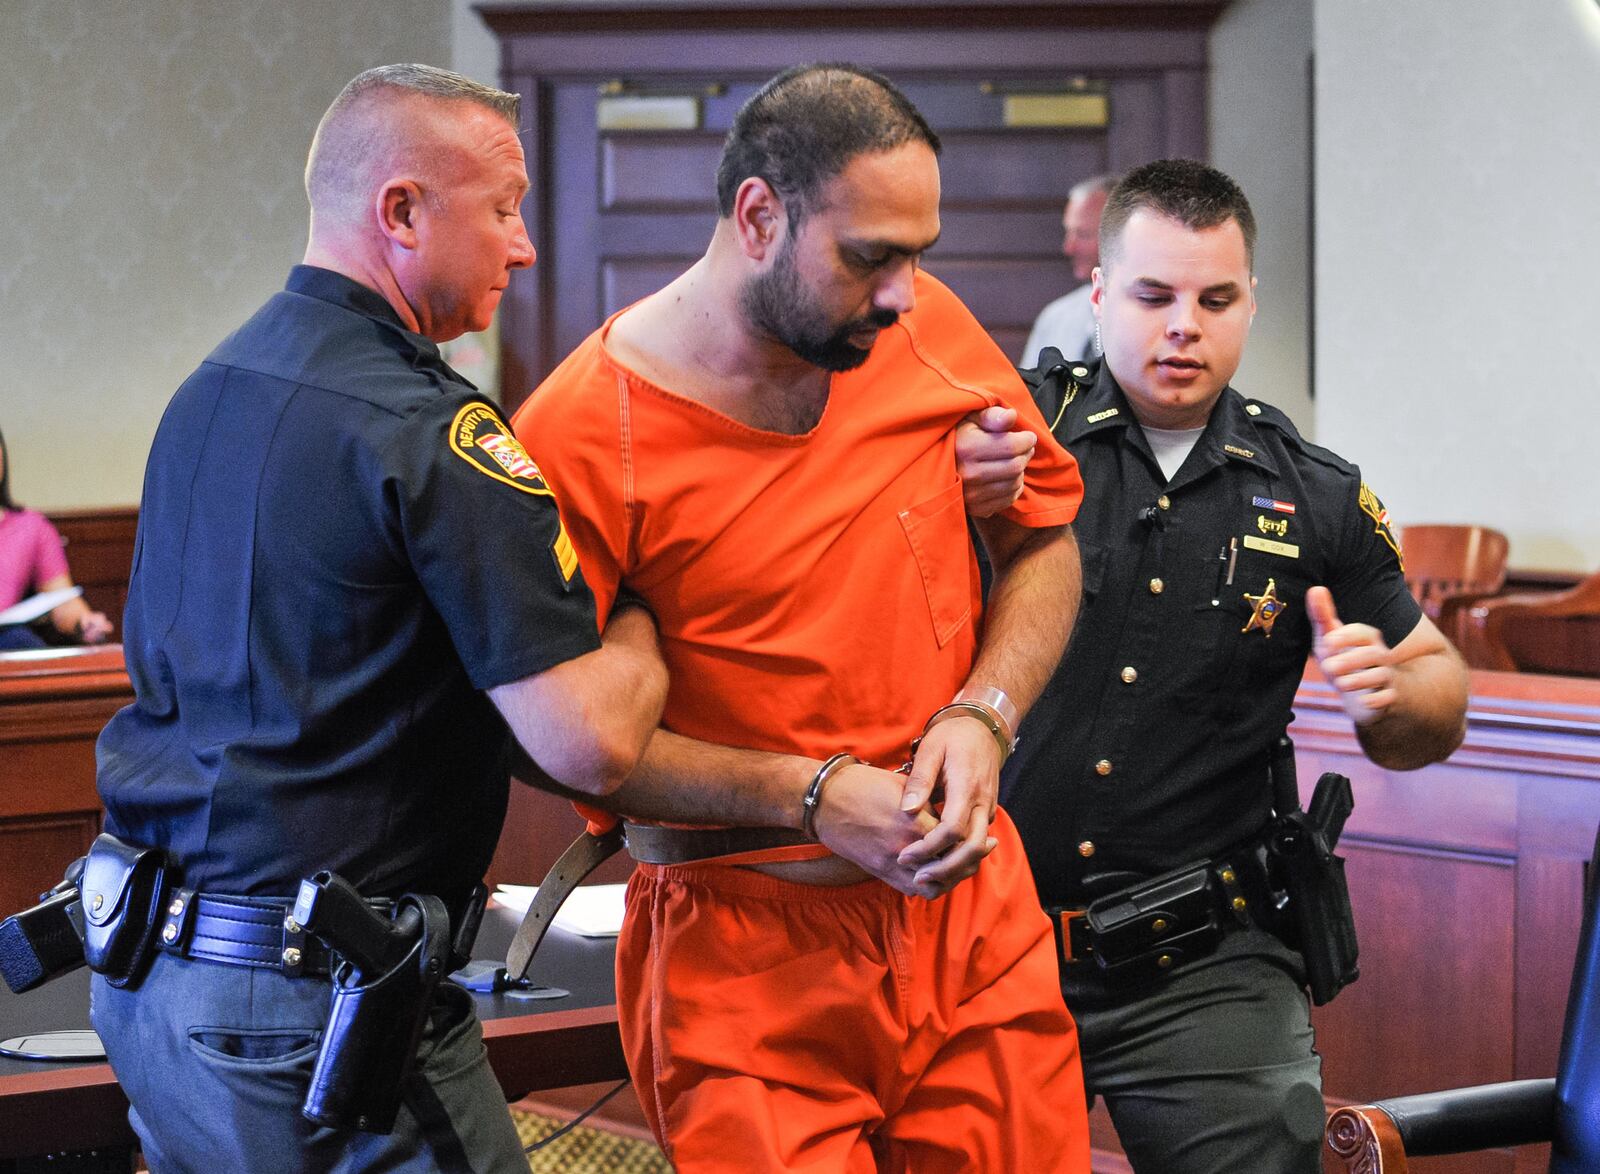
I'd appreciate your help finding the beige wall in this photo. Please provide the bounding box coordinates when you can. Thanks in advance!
[12,2,1598,574]
[1315,0,1600,572]
[1210,0,1314,434]
[0,0,447,510]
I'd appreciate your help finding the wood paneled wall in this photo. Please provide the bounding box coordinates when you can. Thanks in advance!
[46,507,138,636]
[0,647,129,915]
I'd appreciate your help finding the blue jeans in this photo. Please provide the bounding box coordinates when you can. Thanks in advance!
[91,950,527,1174]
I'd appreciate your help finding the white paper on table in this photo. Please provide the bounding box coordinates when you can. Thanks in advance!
[0,586,82,626]
[492,882,626,937]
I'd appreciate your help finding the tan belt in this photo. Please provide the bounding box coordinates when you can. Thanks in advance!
[504,822,809,979]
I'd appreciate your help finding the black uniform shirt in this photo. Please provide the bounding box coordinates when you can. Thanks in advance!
[97,266,600,908]
[1000,359,1420,906]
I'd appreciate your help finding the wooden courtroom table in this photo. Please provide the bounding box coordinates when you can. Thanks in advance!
[0,903,625,1163]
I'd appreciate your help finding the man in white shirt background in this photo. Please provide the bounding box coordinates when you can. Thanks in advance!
[1019,172,1118,367]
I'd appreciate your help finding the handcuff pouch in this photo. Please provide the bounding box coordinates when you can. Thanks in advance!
[79,833,170,989]
[1082,862,1225,982]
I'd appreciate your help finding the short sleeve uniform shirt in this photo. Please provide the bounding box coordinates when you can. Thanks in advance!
[1001,359,1421,906]
[97,267,599,907]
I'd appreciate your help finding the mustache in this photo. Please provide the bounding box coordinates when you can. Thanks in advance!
[848,308,900,332]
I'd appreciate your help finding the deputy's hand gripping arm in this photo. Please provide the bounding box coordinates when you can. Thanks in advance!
[488,600,668,796]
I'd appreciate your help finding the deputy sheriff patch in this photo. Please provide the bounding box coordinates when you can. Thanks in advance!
[449,403,579,583]
[1358,482,1405,570]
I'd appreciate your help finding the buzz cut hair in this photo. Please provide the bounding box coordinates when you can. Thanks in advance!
[305,64,521,218]
[715,63,940,228]
[1099,159,1257,271]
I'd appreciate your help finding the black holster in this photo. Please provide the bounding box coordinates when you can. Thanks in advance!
[79,834,171,989]
[1264,743,1359,1005]
[302,890,450,1134]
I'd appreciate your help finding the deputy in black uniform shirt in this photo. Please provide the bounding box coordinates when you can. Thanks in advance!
[1001,160,1469,1174]
[92,65,665,1173]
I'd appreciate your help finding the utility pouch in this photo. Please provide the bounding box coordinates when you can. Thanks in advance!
[1081,862,1228,982]
[79,833,170,989]
[303,893,449,1134]
[1267,771,1359,1005]
[0,860,87,994]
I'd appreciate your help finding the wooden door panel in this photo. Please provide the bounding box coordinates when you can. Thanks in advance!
[936,129,1109,207]
[600,133,723,211]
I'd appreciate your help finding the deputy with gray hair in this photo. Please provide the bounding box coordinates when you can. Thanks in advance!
[91,63,666,1172]
[1019,172,1118,366]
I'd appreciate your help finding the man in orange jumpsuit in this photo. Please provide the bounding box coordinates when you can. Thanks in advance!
[513,64,1090,1172]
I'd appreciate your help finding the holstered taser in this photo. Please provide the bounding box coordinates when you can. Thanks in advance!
[293,872,450,1134]
[1264,735,1360,1005]
[0,858,87,994]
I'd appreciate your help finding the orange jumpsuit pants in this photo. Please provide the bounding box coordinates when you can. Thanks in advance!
[616,808,1090,1172]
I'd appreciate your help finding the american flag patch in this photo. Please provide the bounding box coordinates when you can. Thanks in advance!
[1252,496,1296,515]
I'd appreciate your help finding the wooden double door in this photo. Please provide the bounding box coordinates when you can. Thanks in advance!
[483,2,1224,410]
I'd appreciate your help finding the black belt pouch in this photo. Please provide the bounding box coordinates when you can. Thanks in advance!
[79,833,170,989]
[303,894,449,1134]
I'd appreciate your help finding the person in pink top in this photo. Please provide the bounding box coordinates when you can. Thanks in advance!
[0,427,113,650]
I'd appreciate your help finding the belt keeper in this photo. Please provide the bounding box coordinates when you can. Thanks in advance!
[160,886,197,953]
[802,753,858,841]
[281,907,310,978]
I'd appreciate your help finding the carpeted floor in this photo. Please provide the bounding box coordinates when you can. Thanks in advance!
[513,1107,672,1173]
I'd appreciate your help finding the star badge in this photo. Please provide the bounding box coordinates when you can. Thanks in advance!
[1242,578,1287,636]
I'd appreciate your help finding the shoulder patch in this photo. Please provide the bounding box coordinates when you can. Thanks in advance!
[449,403,579,583]
[450,403,551,494]
[1357,482,1405,570]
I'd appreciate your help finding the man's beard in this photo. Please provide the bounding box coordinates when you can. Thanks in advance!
[740,239,898,372]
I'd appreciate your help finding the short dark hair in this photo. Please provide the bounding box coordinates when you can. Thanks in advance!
[715,64,940,227]
[1100,159,1257,270]
[0,427,19,511]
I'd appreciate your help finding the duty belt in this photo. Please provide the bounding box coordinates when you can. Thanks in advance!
[1047,851,1270,985]
[158,890,394,979]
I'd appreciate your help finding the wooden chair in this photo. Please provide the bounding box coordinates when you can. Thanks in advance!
[1465,569,1600,673]
[1326,823,1600,1172]
[1399,525,1510,657]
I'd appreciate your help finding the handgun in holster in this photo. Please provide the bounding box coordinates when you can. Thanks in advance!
[1,833,172,994]
[291,871,451,1134]
[1263,735,1360,1005]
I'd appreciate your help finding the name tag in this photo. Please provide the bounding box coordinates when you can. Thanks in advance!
[1243,535,1300,559]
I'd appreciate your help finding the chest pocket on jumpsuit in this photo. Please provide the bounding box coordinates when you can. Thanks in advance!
[899,479,972,648]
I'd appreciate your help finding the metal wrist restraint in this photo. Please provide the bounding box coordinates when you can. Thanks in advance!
[802,753,859,840]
